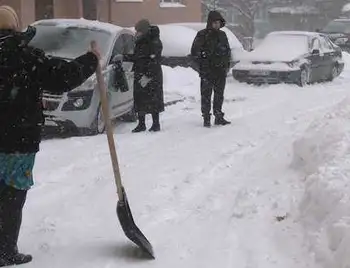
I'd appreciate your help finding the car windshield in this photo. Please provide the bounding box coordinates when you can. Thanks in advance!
[29,24,112,59]
[255,34,309,59]
[323,21,350,33]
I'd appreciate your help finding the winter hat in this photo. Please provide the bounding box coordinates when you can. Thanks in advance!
[0,5,19,30]
[135,19,150,34]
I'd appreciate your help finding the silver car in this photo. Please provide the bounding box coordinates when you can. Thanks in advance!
[30,19,136,135]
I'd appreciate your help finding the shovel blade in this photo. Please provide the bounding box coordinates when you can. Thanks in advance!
[117,187,155,259]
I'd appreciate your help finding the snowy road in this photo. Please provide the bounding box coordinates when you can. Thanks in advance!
[21,62,350,267]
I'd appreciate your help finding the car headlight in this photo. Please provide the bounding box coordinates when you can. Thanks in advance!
[73,98,84,108]
[62,90,94,111]
[335,37,348,45]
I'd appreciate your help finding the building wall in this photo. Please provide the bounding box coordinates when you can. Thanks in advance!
[106,0,202,27]
[0,0,201,28]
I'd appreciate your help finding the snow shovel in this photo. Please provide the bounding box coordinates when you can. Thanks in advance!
[92,41,155,259]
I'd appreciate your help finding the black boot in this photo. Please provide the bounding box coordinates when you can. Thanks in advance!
[0,252,32,267]
[132,114,146,133]
[214,115,231,126]
[203,115,211,128]
[149,113,160,132]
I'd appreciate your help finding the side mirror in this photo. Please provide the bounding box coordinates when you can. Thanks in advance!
[312,49,320,55]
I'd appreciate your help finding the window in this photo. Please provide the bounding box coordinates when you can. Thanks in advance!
[35,0,53,20]
[83,0,97,20]
[160,0,185,7]
[161,0,182,2]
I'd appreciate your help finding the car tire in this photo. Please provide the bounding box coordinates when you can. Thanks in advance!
[327,64,339,82]
[298,67,310,87]
[79,104,105,136]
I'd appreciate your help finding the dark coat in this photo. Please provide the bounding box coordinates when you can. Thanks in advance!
[191,11,231,79]
[124,26,164,114]
[0,27,98,154]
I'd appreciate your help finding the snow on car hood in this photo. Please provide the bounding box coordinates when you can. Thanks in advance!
[240,33,309,62]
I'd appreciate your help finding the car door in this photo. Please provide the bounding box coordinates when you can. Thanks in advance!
[308,37,325,82]
[118,33,135,115]
[319,35,336,79]
[108,33,134,117]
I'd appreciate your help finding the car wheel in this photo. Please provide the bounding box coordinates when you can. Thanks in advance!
[79,104,105,136]
[327,64,339,81]
[298,67,310,87]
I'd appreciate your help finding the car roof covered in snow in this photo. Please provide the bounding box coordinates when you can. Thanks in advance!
[31,19,123,35]
[268,31,320,38]
[169,22,244,49]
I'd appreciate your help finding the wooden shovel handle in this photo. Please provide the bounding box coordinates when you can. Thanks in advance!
[94,52,123,201]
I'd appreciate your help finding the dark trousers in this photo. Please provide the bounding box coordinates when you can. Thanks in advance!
[200,74,226,117]
[0,182,27,257]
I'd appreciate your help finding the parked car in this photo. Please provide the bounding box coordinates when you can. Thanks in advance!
[321,19,350,52]
[171,22,247,65]
[232,31,344,86]
[29,19,136,135]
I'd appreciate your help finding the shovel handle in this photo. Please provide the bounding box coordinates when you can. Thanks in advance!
[95,57,123,201]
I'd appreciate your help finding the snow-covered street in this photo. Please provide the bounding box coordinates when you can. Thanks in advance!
[20,54,350,268]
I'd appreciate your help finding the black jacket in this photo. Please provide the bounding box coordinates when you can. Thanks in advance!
[124,26,164,114]
[191,11,231,78]
[0,27,98,153]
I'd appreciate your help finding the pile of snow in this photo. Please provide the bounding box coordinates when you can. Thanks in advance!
[291,96,350,268]
[162,65,200,100]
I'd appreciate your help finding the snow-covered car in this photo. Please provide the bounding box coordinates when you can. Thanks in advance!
[321,19,350,52]
[232,31,344,86]
[171,22,247,65]
[127,24,198,68]
[29,19,136,135]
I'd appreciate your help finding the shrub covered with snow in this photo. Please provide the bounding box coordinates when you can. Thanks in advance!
[292,97,350,268]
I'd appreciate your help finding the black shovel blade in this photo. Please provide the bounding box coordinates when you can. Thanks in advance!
[116,187,155,259]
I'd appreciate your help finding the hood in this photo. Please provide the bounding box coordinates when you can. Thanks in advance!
[206,11,225,29]
[241,47,305,63]
[148,25,160,38]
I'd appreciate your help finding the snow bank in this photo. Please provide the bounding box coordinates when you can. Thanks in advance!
[292,96,350,268]
[162,65,200,99]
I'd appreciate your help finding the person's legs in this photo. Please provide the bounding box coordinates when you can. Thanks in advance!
[132,113,146,133]
[200,77,213,127]
[213,75,230,125]
[0,182,32,267]
[149,113,160,132]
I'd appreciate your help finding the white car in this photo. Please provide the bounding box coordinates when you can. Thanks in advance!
[30,19,136,135]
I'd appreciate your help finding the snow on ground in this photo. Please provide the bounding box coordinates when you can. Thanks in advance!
[20,54,350,267]
[292,53,350,268]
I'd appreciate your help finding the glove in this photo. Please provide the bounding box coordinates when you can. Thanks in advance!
[112,54,123,63]
[139,75,152,88]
